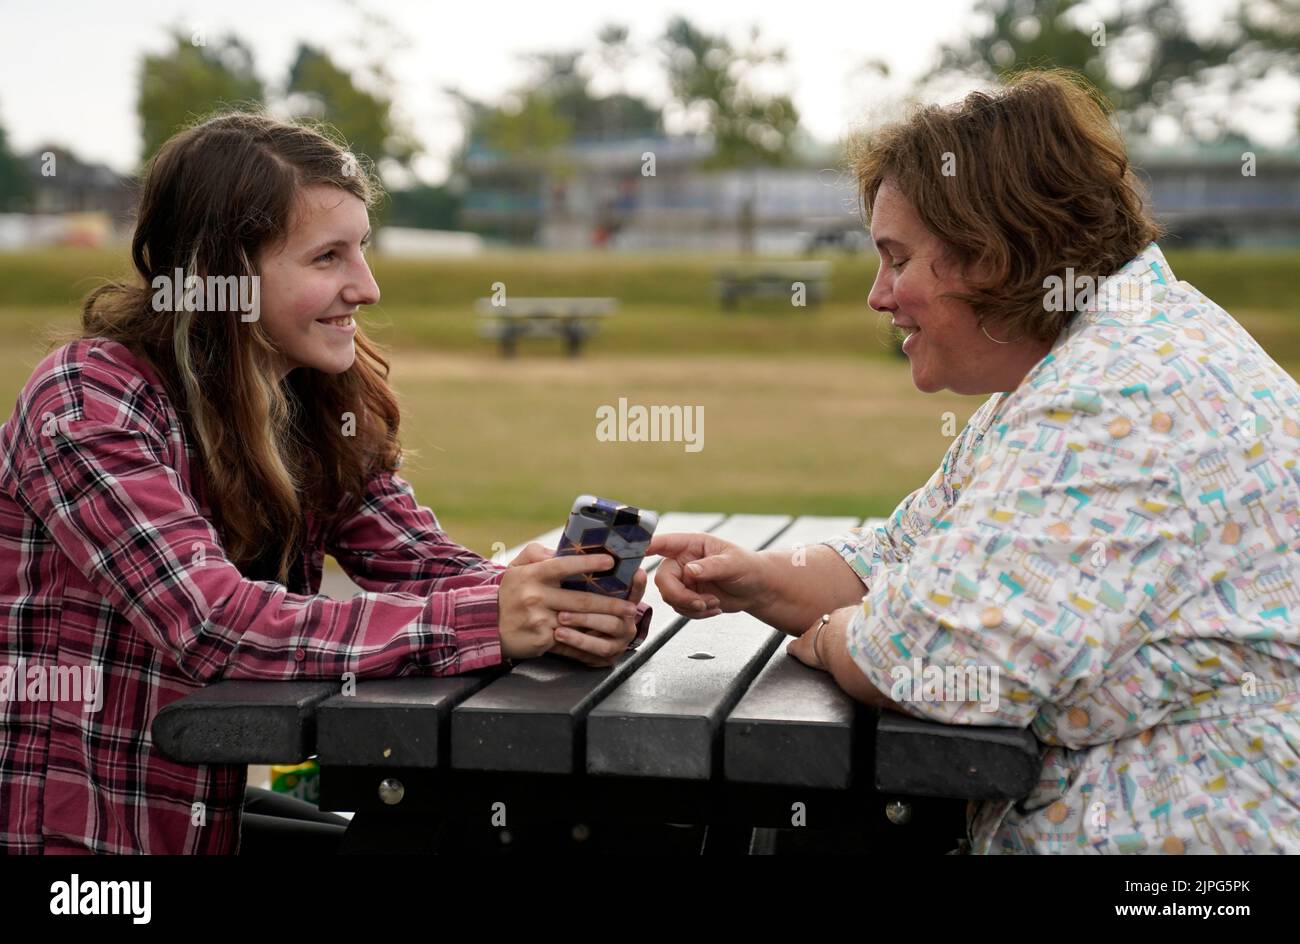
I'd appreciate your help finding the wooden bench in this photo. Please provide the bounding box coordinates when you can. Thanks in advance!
[474,297,615,357]
[153,512,1042,854]
[715,261,831,310]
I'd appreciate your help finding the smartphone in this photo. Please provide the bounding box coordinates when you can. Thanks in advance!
[556,495,659,599]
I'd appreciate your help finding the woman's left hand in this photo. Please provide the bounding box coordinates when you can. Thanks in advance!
[504,544,646,666]
[787,605,854,672]
[550,568,646,667]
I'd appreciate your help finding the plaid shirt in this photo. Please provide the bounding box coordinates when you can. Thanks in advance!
[0,338,649,854]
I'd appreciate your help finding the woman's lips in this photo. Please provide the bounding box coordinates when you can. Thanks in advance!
[902,327,920,354]
[317,314,356,332]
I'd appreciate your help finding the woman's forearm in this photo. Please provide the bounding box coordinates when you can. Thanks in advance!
[824,621,889,707]
[750,544,869,634]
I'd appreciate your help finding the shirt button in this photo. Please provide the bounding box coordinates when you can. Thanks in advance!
[294,648,306,661]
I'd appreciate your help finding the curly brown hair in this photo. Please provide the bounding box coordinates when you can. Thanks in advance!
[848,69,1161,343]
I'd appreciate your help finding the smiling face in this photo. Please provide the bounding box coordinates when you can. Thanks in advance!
[867,177,1055,395]
[255,184,379,378]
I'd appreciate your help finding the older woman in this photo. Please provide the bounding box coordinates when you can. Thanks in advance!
[650,70,1300,854]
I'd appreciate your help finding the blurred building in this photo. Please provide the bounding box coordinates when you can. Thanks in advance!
[0,146,136,249]
[1135,144,1300,248]
[462,135,1300,252]
[25,146,135,225]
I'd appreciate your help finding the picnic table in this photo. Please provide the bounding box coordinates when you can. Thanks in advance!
[153,513,1042,854]
[715,261,831,310]
[474,297,616,357]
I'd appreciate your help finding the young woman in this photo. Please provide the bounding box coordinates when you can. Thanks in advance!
[0,112,650,854]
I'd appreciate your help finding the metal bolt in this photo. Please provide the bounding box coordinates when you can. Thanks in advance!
[378,777,405,805]
[885,800,912,825]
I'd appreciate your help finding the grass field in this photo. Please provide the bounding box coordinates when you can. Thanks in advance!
[1,247,1297,555]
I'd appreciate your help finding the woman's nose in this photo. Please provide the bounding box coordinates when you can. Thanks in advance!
[345,257,381,307]
[868,266,894,313]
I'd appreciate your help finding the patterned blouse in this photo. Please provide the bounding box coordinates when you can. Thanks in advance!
[825,243,1300,854]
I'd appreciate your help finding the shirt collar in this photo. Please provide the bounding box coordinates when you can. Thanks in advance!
[1048,241,1172,356]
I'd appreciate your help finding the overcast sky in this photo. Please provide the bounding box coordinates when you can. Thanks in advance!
[0,0,1285,184]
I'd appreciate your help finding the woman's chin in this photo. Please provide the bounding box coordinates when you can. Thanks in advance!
[909,362,940,394]
[307,351,356,375]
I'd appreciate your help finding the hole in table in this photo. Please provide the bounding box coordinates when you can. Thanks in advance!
[688,652,715,660]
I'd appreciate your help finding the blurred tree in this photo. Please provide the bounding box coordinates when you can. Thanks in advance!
[450,40,661,160]
[0,118,32,211]
[924,0,1297,143]
[286,44,419,177]
[477,85,574,159]
[1242,0,1300,52]
[659,16,801,168]
[138,31,264,164]
[1239,0,1300,134]
[522,47,662,140]
[386,183,462,230]
[927,0,1119,96]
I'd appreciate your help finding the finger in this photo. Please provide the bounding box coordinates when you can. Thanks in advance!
[508,542,553,567]
[654,559,713,609]
[554,625,625,660]
[786,635,812,666]
[682,554,738,584]
[628,568,648,604]
[535,553,617,580]
[556,610,626,638]
[545,587,638,618]
[647,532,704,558]
[670,602,721,620]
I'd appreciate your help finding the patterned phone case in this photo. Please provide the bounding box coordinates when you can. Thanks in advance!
[556,495,659,599]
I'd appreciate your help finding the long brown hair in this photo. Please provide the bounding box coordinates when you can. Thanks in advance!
[45,110,402,583]
[848,69,1161,343]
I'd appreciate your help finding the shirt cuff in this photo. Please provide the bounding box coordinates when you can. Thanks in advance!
[821,535,876,588]
[440,582,506,673]
[629,601,653,650]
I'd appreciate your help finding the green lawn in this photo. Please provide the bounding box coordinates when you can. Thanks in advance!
[1,247,1297,555]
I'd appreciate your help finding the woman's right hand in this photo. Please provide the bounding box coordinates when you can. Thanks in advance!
[497,551,638,659]
[648,532,771,619]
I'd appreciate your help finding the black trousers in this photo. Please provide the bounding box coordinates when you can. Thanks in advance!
[239,785,349,855]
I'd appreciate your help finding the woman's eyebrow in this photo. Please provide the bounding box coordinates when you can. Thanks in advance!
[305,230,372,254]
[873,236,906,253]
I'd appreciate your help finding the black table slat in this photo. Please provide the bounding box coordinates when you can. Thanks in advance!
[151,680,340,764]
[588,617,784,780]
[723,515,861,788]
[315,674,499,768]
[874,712,1041,800]
[724,646,857,789]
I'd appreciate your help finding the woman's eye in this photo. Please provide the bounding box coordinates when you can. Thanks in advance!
[314,250,336,264]
[891,259,908,271]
